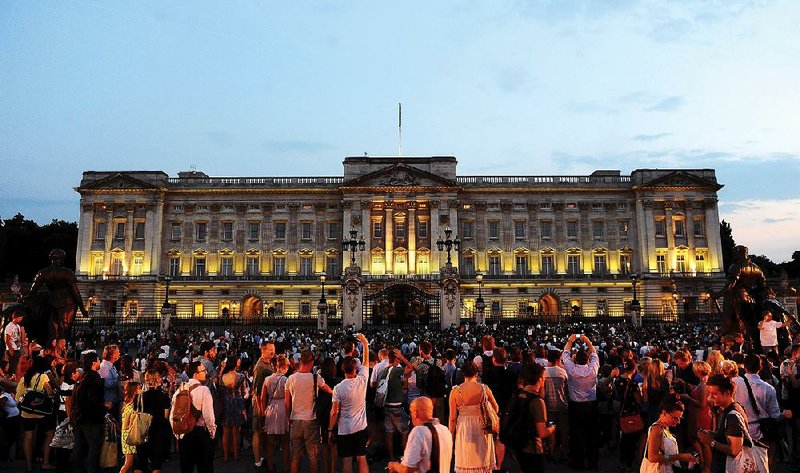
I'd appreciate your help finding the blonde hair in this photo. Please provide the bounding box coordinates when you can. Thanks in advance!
[144,369,162,388]
[692,361,712,379]
[707,350,725,375]
[646,356,666,391]
[638,357,652,378]
[275,354,289,372]
[720,360,739,379]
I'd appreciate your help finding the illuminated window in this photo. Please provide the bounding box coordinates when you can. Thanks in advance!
[619,254,631,274]
[618,220,629,238]
[132,256,143,276]
[273,257,286,276]
[515,255,528,275]
[169,257,180,277]
[417,254,429,274]
[92,255,103,276]
[193,301,204,317]
[489,255,502,275]
[656,254,667,274]
[541,255,554,276]
[372,221,383,238]
[194,257,206,276]
[299,257,312,276]
[220,257,233,277]
[696,254,706,273]
[371,254,385,274]
[594,254,607,275]
[110,255,123,276]
[461,255,474,275]
[676,254,687,273]
[128,301,138,317]
[247,256,259,276]
[567,255,581,275]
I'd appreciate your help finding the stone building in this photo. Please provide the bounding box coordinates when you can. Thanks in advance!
[74,156,726,327]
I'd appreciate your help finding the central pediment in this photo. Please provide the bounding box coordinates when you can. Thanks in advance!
[342,163,458,189]
[638,170,723,191]
[78,172,164,191]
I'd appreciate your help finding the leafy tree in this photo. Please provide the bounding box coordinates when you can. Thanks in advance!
[0,214,78,282]
[719,220,736,273]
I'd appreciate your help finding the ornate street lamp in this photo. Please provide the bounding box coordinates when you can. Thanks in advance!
[317,273,328,330]
[475,272,486,325]
[342,227,366,267]
[159,276,173,335]
[436,227,461,265]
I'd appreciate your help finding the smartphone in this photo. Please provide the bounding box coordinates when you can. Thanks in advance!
[546,421,556,427]
[691,451,700,459]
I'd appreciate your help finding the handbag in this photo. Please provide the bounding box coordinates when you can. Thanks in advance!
[618,379,644,434]
[100,414,119,469]
[125,394,153,446]
[725,410,769,473]
[50,417,74,449]
[19,374,55,416]
[374,366,394,408]
[479,384,499,434]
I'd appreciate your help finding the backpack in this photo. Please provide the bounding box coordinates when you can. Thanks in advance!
[19,374,54,416]
[498,389,535,450]
[425,361,447,398]
[374,366,394,408]
[171,384,202,435]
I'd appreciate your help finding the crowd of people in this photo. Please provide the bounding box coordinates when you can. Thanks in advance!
[1,304,799,473]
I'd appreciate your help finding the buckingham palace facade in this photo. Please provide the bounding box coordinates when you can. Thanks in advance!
[74,156,726,326]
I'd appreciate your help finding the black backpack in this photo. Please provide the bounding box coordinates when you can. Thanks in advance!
[425,361,448,398]
[499,389,535,450]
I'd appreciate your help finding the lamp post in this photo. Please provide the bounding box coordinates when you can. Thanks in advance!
[160,276,173,336]
[342,227,366,267]
[629,273,641,327]
[475,272,486,326]
[436,227,461,265]
[317,273,328,331]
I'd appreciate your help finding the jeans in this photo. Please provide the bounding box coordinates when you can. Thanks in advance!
[72,423,104,473]
[569,400,599,469]
[179,428,215,473]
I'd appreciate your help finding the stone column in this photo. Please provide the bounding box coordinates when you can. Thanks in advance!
[440,263,460,329]
[665,203,675,270]
[430,201,441,273]
[76,203,94,275]
[149,200,165,275]
[385,206,394,274]
[103,208,114,270]
[125,205,135,272]
[342,265,363,329]
[705,199,724,272]
[408,207,417,274]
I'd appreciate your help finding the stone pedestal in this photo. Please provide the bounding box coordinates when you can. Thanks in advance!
[342,265,364,330]
[160,305,173,336]
[439,263,460,329]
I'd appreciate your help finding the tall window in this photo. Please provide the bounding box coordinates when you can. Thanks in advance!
[275,222,287,239]
[114,222,125,240]
[92,255,103,275]
[592,220,604,239]
[488,255,501,275]
[514,221,525,239]
[132,256,143,276]
[618,220,629,238]
[541,255,554,276]
[540,221,552,239]
[221,222,233,241]
[488,221,500,239]
[300,302,311,316]
[170,223,181,240]
[417,254,429,274]
[193,301,204,317]
[461,255,474,275]
[246,256,259,276]
[566,221,578,239]
[462,221,473,239]
[220,257,233,277]
[196,223,207,241]
[693,218,705,237]
[194,257,206,276]
[327,222,338,240]
[249,222,260,241]
[134,222,145,240]
[372,221,383,238]
[696,254,706,273]
[515,255,528,275]
[326,256,339,277]
[299,257,312,276]
[567,255,581,275]
[95,222,107,240]
[491,300,501,315]
[395,221,405,238]
[169,257,180,277]
[674,218,685,238]
[655,219,666,237]
[110,255,123,275]
[273,256,286,276]
[594,254,607,275]
[676,254,687,273]
[619,254,631,274]
[656,254,667,274]
[418,221,428,238]
[301,222,312,240]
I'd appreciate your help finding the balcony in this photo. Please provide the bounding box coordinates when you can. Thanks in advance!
[456,174,631,187]
[166,176,344,188]
[79,275,160,282]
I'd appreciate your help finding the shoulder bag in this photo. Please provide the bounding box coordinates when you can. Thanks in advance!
[619,378,644,434]
[726,410,769,473]
[479,384,499,434]
[125,393,153,446]
[19,374,55,416]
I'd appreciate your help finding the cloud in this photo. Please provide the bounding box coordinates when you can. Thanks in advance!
[633,132,672,141]
[646,96,684,112]
[719,199,800,262]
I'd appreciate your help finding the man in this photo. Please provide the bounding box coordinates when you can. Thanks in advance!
[380,347,414,461]
[672,349,700,387]
[329,333,370,473]
[198,341,217,384]
[98,344,120,413]
[170,361,217,473]
[3,309,25,379]
[561,334,600,470]
[441,349,463,427]
[698,374,747,473]
[510,364,556,473]
[732,354,783,442]
[758,310,786,354]
[413,341,445,420]
[387,397,453,473]
[473,335,495,379]
[285,350,333,473]
[482,347,517,470]
[73,351,105,473]
[251,340,276,468]
[781,344,800,463]
[543,349,569,462]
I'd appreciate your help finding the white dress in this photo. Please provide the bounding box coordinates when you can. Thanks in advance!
[453,386,496,473]
[640,424,679,473]
[263,373,288,435]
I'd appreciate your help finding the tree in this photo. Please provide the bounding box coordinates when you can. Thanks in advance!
[719,220,736,273]
[0,214,78,282]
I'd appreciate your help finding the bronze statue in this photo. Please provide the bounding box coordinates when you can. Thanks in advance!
[714,245,768,342]
[23,249,88,345]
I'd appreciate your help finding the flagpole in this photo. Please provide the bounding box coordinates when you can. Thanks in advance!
[398,102,402,156]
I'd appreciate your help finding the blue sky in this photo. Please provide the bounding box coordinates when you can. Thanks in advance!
[1,1,799,261]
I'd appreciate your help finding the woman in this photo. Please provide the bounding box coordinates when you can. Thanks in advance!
[220,355,247,461]
[118,354,141,394]
[133,369,172,473]
[16,355,56,472]
[54,361,80,473]
[706,350,725,376]
[449,361,498,473]
[682,361,712,473]
[613,359,643,473]
[640,397,697,473]
[120,381,143,473]
[642,357,669,426]
[261,355,290,473]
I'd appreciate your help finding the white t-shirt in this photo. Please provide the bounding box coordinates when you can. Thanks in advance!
[760,320,784,347]
[285,372,327,421]
[371,359,389,385]
[4,321,21,351]
[332,363,368,435]
[161,345,171,357]
[401,420,453,473]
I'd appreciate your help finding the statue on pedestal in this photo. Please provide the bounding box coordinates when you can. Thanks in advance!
[714,245,768,344]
